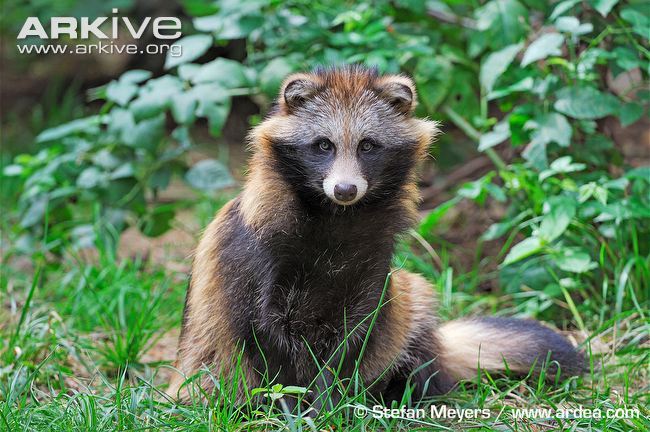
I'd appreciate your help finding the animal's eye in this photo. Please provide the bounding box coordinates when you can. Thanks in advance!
[359,139,375,152]
[317,139,333,152]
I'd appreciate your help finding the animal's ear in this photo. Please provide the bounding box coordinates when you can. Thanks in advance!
[280,74,319,113]
[375,75,417,115]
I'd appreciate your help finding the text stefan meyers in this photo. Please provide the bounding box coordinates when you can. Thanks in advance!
[370,405,490,421]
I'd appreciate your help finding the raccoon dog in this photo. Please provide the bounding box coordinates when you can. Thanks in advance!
[169,65,583,409]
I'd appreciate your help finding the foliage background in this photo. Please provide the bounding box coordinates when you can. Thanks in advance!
[1,0,648,430]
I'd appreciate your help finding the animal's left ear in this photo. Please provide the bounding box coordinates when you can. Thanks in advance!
[375,76,417,115]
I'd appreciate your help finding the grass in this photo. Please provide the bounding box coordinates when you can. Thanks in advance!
[1,203,648,431]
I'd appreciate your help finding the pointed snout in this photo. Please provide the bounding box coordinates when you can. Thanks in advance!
[323,176,367,205]
[323,153,368,206]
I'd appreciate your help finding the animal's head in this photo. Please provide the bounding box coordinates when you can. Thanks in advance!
[252,65,438,209]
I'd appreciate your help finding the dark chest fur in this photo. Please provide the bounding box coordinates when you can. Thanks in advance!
[219,198,411,382]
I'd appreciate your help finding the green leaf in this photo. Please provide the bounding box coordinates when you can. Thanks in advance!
[447,70,480,121]
[595,200,650,223]
[279,386,307,395]
[521,33,564,67]
[550,0,580,21]
[625,166,650,182]
[71,224,96,250]
[129,76,183,120]
[140,205,176,237]
[189,83,231,136]
[21,195,48,228]
[91,149,120,170]
[185,159,234,191]
[475,0,528,48]
[120,69,152,84]
[551,156,586,173]
[577,48,611,77]
[539,196,576,242]
[603,177,628,191]
[482,212,529,241]
[486,183,506,202]
[501,254,556,292]
[77,167,109,189]
[99,72,149,112]
[194,10,264,40]
[192,58,250,88]
[36,116,102,142]
[106,80,138,106]
[522,139,548,171]
[110,163,135,180]
[259,57,294,96]
[172,126,192,148]
[619,102,644,126]
[178,64,201,81]
[554,248,596,273]
[203,101,231,137]
[124,114,165,151]
[503,237,543,266]
[555,16,593,36]
[164,34,213,70]
[579,182,608,205]
[482,220,512,241]
[108,108,136,143]
[192,14,226,32]
[613,47,642,71]
[250,387,266,397]
[170,93,198,124]
[580,134,613,167]
[414,56,453,112]
[554,86,620,119]
[129,92,168,119]
[418,196,461,236]
[3,164,23,176]
[479,120,510,151]
[591,0,619,17]
[480,43,523,93]
[149,167,172,190]
[620,8,649,39]
[190,83,230,109]
[488,76,534,100]
[524,113,572,147]
[539,156,586,181]
[458,179,483,200]
[457,174,498,205]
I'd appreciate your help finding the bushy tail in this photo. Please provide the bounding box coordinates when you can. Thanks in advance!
[439,317,585,381]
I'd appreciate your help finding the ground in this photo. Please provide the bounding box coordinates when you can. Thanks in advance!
[2,171,648,430]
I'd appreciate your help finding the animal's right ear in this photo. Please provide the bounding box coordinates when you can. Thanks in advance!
[280,74,319,113]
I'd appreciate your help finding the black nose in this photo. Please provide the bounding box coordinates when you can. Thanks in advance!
[334,183,358,202]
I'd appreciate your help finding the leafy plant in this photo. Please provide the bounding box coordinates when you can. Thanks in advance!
[420,0,650,319]
[3,0,649,306]
[3,67,238,253]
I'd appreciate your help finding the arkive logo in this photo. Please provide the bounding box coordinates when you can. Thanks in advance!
[17,8,181,40]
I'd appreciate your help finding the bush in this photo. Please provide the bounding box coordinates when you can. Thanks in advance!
[4,0,649,313]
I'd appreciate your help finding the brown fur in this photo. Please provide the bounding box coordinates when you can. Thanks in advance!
[170,66,583,405]
[167,200,258,400]
[360,270,440,382]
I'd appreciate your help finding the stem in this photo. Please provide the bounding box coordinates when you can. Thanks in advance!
[614,14,650,59]
[442,105,507,171]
